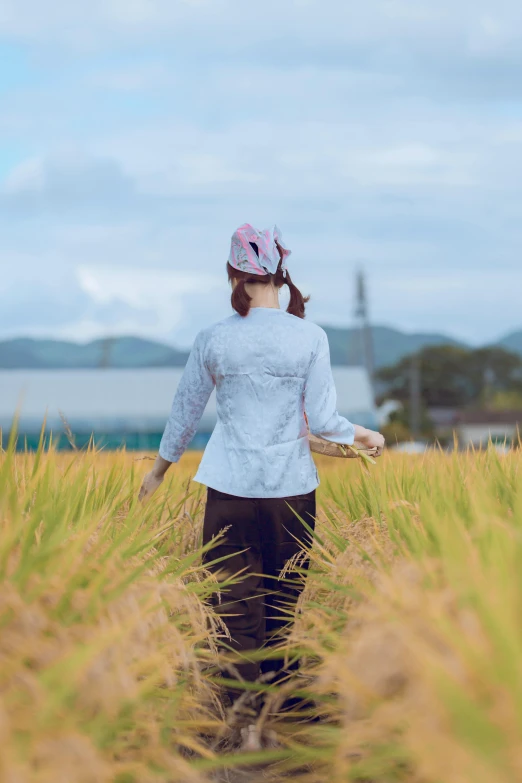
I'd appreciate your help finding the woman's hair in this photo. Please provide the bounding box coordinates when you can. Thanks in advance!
[227,242,310,319]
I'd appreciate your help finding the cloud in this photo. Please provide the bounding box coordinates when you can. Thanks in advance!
[86,62,176,91]
[0,262,230,345]
[0,0,521,346]
[1,154,134,208]
[77,264,227,337]
[1,0,520,52]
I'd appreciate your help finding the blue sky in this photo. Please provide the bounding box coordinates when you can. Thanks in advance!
[1,0,521,349]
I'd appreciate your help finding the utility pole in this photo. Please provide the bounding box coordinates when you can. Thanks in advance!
[354,269,375,384]
[99,336,115,369]
[409,354,421,439]
[483,366,495,408]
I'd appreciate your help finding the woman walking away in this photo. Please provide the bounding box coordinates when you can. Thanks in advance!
[139,223,385,748]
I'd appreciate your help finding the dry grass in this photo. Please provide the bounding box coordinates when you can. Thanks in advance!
[285,448,522,782]
[1,434,521,782]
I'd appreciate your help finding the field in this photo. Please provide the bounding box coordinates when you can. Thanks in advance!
[1,434,522,782]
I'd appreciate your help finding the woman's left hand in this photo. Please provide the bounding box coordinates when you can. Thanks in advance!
[138,470,164,503]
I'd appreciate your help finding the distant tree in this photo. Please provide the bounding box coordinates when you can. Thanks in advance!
[381,418,412,445]
[377,344,522,408]
[381,403,435,443]
[467,347,522,406]
[487,390,522,411]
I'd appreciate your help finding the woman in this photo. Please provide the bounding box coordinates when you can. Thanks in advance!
[139,223,385,743]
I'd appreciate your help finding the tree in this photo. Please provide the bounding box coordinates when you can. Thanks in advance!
[376,344,522,409]
[467,347,522,406]
[487,390,522,410]
[381,404,435,443]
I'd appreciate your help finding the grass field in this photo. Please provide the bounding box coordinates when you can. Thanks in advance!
[1,433,521,782]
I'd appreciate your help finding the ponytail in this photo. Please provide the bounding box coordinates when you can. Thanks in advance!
[227,260,310,319]
[230,277,252,317]
[284,270,310,319]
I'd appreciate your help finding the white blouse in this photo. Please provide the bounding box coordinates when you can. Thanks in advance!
[159,307,355,498]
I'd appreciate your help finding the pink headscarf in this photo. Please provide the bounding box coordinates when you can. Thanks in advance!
[228,223,292,277]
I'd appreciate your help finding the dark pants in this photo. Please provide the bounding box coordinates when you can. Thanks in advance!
[202,486,316,704]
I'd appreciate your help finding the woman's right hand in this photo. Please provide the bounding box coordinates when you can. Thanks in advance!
[138,470,164,503]
[354,426,385,456]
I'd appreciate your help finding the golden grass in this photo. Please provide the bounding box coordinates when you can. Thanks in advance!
[1,435,522,782]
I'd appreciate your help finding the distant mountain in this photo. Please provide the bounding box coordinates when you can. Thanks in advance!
[0,337,189,369]
[0,326,520,370]
[496,330,522,357]
[323,325,465,367]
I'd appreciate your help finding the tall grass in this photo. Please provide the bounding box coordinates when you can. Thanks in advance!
[287,447,522,782]
[2,433,521,782]
[0,433,227,782]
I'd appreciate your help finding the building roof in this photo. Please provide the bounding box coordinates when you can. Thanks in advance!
[0,367,377,432]
[455,410,522,425]
[428,407,458,427]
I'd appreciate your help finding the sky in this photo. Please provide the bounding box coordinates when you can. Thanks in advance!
[0,0,521,349]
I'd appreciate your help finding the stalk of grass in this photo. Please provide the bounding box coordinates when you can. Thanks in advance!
[3,430,522,782]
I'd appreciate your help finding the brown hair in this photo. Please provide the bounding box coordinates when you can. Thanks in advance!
[227,244,310,319]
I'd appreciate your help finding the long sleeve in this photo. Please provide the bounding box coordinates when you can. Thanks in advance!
[304,329,355,445]
[159,330,215,463]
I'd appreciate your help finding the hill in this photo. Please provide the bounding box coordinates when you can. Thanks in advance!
[1,326,521,370]
[0,337,189,369]
[322,325,465,367]
[496,330,522,357]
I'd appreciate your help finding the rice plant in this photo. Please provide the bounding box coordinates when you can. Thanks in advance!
[2,431,521,782]
[0,431,226,782]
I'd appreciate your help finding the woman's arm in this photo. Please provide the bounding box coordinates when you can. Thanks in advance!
[139,330,215,502]
[158,330,215,463]
[304,329,385,454]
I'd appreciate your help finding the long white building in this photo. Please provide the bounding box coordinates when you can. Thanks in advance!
[0,368,377,450]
